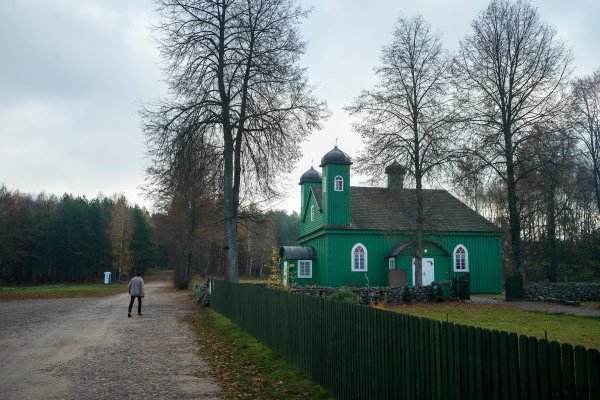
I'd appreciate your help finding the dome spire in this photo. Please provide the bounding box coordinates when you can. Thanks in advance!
[320,145,352,167]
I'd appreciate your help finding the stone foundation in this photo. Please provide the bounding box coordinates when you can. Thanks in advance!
[291,285,434,305]
[523,282,600,302]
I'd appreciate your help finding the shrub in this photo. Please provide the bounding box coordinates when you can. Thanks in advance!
[401,285,412,303]
[328,287,357,304]
[433,283,444,302]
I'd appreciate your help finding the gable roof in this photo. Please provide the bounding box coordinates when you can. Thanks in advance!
[311,186,500,232]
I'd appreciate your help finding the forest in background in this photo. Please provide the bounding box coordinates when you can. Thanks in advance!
[2,177,599,285]
[0,185,298,284]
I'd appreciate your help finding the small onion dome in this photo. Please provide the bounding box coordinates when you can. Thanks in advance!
[299,166,322,184]
[385,161,407,175]
[319,145,352,167]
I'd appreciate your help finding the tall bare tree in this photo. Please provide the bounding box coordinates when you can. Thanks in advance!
[143,111,221,288]
[346,15,456,286]
[109,195,134,281]
[452,0,572,283]
[572,69,600,212]
[147,0,327,282]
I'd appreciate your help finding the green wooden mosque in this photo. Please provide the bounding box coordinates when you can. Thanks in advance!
[280,145,502,293]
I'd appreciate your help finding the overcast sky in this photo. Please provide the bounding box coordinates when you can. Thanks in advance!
[1,0,599,214]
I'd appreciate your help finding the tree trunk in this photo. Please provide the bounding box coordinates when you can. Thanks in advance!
[504,132,525,279]
[546,183,557,282]
[217,0,238,283]
[414,116,423,287]
[177,224,192,289]
[593,158,600,213]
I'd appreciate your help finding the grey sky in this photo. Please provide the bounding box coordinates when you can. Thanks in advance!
[1,0,599,214]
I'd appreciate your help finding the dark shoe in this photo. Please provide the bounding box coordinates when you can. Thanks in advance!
[138,313,142,316]
[128,313,131,318]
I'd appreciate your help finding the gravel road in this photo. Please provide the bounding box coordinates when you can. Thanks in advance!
[0,275,221,400]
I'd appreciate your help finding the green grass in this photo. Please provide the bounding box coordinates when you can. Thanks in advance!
[386,302,600,350]
[0,283,128,300]
[144,266,162,276]
[187,307,332,400]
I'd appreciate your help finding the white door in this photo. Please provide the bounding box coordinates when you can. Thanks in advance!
[283,261,288,286]
[413,258,435,286]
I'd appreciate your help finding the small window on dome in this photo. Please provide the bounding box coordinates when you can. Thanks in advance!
[335,176,343,191]
[323,176,326,192]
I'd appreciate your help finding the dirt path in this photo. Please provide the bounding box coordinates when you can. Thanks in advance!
[0,274,221,400]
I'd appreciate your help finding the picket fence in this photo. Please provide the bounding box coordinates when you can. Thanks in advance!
[210,280,600,400]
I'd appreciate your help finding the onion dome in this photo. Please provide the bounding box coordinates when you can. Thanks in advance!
[319,146,352,167]
[384,161,407,175]
[299,166,322,184]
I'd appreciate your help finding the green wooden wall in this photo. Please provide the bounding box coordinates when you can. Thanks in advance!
[298,229,502,293]
[299,190,324,236]
[322,163,350,227]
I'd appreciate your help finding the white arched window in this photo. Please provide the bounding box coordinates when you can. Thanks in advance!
[334,175,343,191]
[351,243,368,271]
[454,245,469,272]
[323,176,326,192]
[310,205,315,222]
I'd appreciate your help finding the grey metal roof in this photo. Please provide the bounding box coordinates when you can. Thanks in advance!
[320,146,352,167]
[385,161,407,175]
[311,186,501,232]
[280,246,318,260]
[299,167,322,184]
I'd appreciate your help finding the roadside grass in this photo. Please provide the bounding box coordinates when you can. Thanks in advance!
[386,302,600,350]
[187,307,332,400]
[0,283,128,301]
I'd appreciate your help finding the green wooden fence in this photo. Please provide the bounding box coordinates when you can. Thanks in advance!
[211,280,600,400]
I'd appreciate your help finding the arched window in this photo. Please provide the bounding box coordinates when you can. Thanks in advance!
[323,176,326,192]
[388,258,395,270]
[334,175,343,191]
[454,245,469,272]
[351,243,368,271]
[310,205,315,222]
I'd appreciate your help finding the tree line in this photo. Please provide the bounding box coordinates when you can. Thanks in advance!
[0,184,299,285]
[0,187,157,283]
[152,199,299,287]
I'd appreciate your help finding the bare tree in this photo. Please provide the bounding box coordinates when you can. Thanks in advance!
[452,0,572,282]
[346,15,456,286]
[142,100,222,288]
[572,69,600,212]
[109,195,134,281]
[146,0,327,283]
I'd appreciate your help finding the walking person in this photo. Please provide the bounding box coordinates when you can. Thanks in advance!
[127,272,145,317]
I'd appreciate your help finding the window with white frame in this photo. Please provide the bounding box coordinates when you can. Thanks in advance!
[388,258,395,270]
[334,175,343,191]
[351,243,368,271]
[323,176,326,192]
[298,260,312,278]
[454,245,469,272]
[310,205,314,221]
